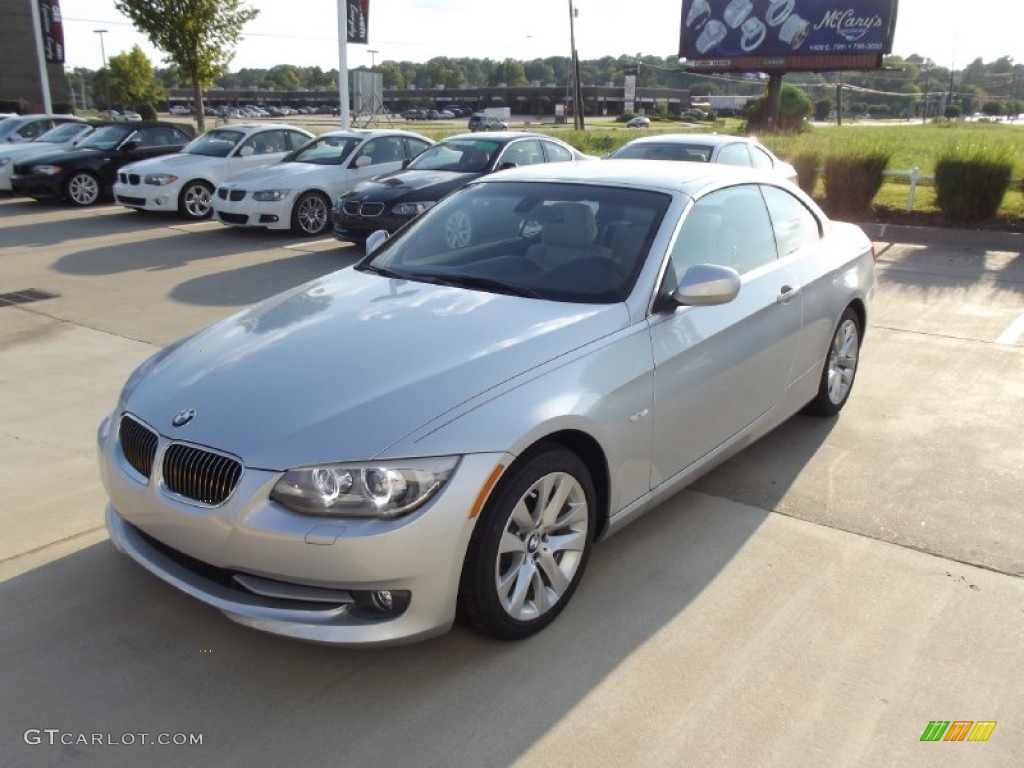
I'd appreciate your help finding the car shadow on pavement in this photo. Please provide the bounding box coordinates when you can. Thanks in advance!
[169,249,363,307]
[0,205,179,250]
[0,487,772,768]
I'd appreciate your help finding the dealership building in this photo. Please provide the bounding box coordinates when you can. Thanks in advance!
[0,1,71,110]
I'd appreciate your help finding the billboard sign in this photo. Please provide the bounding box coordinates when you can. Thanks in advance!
[679,0,898,72]
[347,0,370,44]
[38,0,65,63]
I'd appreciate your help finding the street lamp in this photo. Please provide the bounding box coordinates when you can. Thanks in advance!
[568,0,584,130]
[94,29,110,109]
[368,49,378,69]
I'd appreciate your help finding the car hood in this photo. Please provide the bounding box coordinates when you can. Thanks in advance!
[218,161,326,188]
[118,152,207,174]
[123,268,626,469]
[0,141,73,162]
[348,169,482,202]
[16,146,105,169]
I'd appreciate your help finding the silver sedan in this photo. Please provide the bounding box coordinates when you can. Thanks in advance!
[98,160,875,646]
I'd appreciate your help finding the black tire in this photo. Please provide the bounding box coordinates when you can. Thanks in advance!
[178,180,214,219]
[806,306,862,417]
[64,171,102,206]
[458,445,596,640]
[291,191,331,236]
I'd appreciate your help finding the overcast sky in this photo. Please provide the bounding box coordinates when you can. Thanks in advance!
[57,0,1019,73]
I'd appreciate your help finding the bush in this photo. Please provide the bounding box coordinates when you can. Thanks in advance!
[822,146,892,218]
[744,84,812,132]
[791,152,820,196]
[934,143,1015,224]
[137,103,158,120]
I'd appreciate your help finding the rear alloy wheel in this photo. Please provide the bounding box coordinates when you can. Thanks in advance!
[178,180,214,219]
[458,446,595,640]
[807,306,861,416]
[65,172,101,206]
[444,210,472,248]
[291,191,330,236]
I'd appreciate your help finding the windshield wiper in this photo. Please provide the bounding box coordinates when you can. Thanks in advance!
[358,263,413,280]
[429,273,542,298]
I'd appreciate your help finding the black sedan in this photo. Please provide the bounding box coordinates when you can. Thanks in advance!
[10,121,194,206]
[332,132,591,245]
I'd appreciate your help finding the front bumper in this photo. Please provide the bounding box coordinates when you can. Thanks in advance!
[113,181,180,212]
[10,173,63,200]
[331,212,409,243]
[99,411,505,646]
[213,194,294,230]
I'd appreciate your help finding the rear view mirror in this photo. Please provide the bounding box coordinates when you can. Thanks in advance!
[672,264,741,306]
[353,155,373,169]
[239,146,255,157]
[365,230,389,255]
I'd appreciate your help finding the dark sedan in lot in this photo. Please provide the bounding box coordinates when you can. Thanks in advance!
[332,132,590,245]
[10,121,195,206]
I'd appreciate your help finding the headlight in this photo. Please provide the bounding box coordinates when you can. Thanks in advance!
[391,201,436,216]
[144,173,179,185]
[32,164,63,175]
[252,189,291,202]
[270,456,459,519]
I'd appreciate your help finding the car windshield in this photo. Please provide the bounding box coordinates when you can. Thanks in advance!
[358,181,670,304]
[407,139,499,172]
[183,129,246,157]
[609,142,713,163]
[76,125,134,150]
[288,135,360,165]
[35,123,88,143]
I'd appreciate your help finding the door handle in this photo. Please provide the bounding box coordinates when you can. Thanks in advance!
[777,284,800,304]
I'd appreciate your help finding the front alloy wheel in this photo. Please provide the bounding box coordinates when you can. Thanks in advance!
[291,191,330,236]
[807,306,861,416]
[459,446,595,640]
[65,172,101,206]
[179,181,214,219]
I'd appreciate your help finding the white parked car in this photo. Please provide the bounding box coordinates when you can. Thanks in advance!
[606,134,799,184]
[0,114,82,144]
[213,129,433,236]
[113,124,314,219]
[0,121,95,191]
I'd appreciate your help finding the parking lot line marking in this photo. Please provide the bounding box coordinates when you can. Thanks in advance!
[995,311,1024,345]
[285,239,335,249]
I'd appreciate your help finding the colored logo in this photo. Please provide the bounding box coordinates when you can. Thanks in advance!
[920,721,996,742]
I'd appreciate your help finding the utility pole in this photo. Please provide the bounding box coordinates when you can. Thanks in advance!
[368,49,378,69]
[568,0,584,130]
[94,29,110,109]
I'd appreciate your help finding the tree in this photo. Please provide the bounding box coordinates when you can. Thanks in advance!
[108,46,166,114]
[744,83,812,132]
[489,59,527,87]
[114,0,259,131]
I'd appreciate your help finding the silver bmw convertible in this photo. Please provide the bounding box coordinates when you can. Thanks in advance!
[99,159,875,646]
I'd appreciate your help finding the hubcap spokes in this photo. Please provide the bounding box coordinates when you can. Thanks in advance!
[300,199,326,233]
[496,472,588,621]
[827,319,859,404]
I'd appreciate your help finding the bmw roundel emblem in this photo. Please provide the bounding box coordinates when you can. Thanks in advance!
[171,409,196,427]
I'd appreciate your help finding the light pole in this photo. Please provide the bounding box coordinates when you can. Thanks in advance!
[368,49,378,69]
[568,0,584,130]
[94,29,110,109]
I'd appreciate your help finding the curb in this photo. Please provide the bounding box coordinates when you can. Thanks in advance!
[860,222,1023,252]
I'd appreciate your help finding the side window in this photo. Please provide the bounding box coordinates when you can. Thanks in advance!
[498,139,544,167]
[761,185,821,257]
[131,127,159,147]
[668,185,777,277]
[541,141,573,163]
[357,137,405,166]
[717,143,753,167]
[243,130,287,154]
[404,137,431,159]
[285,131,311,151]
[19,120,50,140]
[750,145,775,170]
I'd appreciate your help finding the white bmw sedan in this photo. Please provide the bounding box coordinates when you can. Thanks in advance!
[112,124,313,219]
[212,129,433,236]
[99,161,875,646]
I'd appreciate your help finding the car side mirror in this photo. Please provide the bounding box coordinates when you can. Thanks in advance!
[239,146,255,157]
[497,161,518,171]
[401,158,411,169]
[672,264,741,306]
[122,140,139,152]
[353,155,373,168]
[365,230,389,256]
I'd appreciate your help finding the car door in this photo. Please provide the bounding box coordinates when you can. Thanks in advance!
[647,183,803,487]
[345,136,409,188]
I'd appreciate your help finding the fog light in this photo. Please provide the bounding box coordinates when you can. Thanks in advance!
[371,590,393,612]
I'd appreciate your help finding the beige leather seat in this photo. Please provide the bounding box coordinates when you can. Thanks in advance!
[526,202,612,270]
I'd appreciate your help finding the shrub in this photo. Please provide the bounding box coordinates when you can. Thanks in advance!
[791,152,820,196]
[934,142,1015,224]
[137,103,158,120]
[822,146,892,218]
